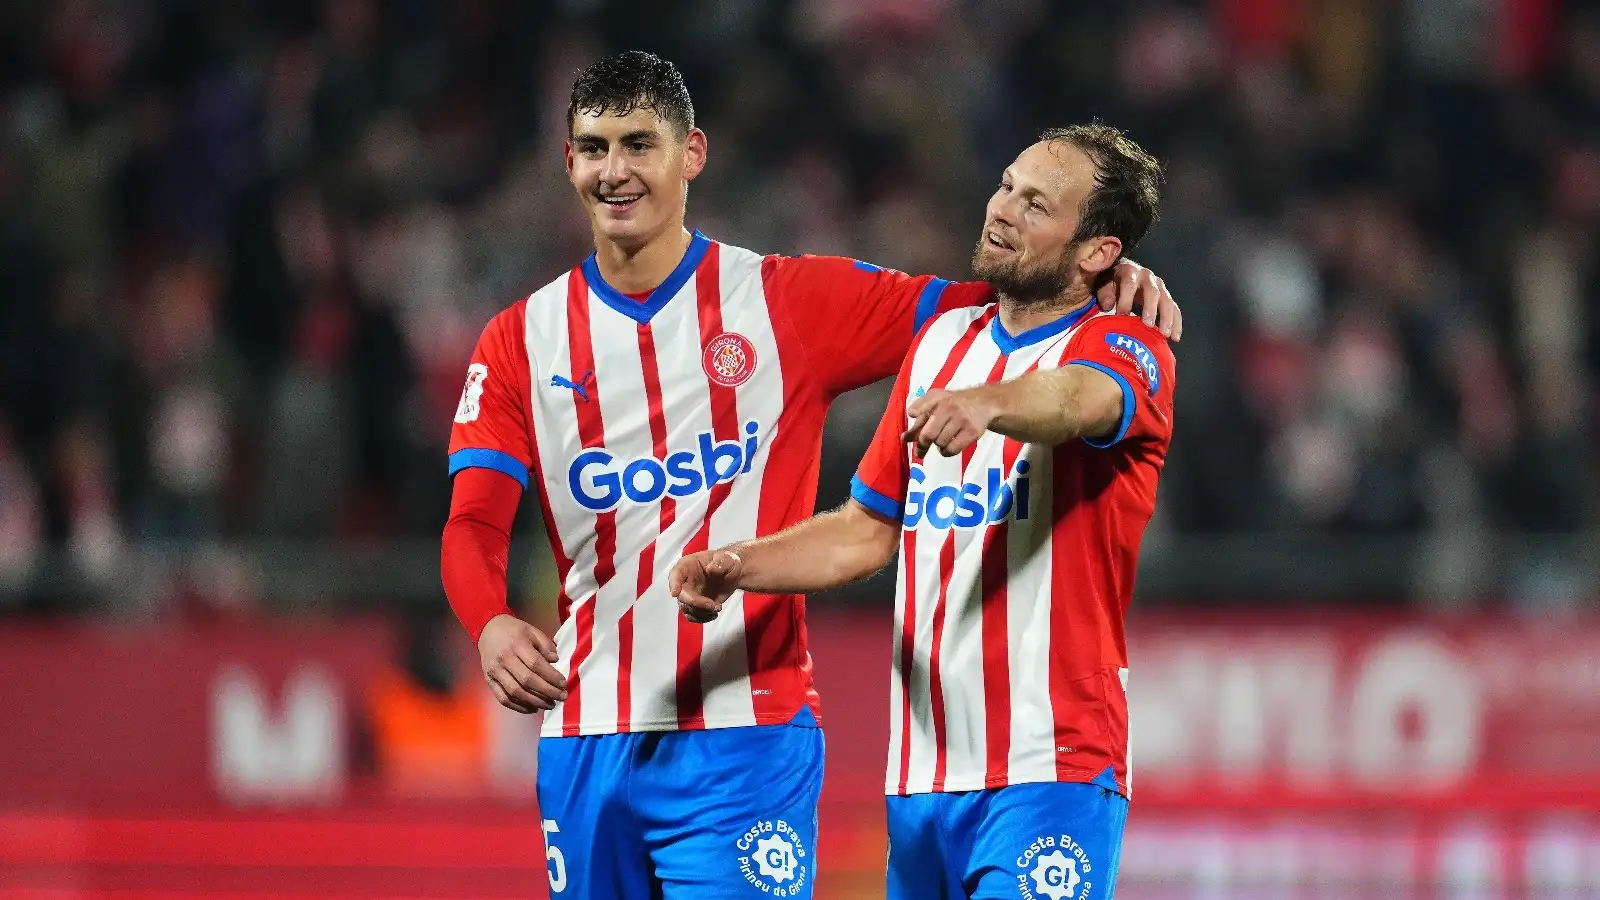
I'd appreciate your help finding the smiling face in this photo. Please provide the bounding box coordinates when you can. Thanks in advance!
[565,107,706,252]
[972,139,1120,304]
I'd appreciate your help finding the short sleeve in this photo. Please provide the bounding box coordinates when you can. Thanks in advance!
[850,354,917,523]
[1062,315,1177,448]
[447,303,534,488]
[761,255,992,396]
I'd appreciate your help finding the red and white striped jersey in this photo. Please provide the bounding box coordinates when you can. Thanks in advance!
[851,301,1177,797]
[448,232,991,737]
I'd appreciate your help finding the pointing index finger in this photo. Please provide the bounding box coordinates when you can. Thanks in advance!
[901,410,931,445]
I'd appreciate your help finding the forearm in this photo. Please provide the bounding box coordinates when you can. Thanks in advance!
[442,516,511,642]
[726,502,898,594]
[441,468,522,643]
[980,367,1113,446]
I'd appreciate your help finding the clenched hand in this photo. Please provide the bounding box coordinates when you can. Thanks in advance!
[478,614,567,714]
[902,386,999,458]
[668,549,745,623]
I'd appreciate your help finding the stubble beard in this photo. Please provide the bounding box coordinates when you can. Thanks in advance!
[970,238,1078,309]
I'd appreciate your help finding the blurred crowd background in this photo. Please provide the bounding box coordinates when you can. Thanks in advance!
[0,0,1597,620]
[4,2,1600,897]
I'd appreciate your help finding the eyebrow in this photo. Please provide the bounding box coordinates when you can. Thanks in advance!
[1009,177,1049,206]
[572,129,661,146]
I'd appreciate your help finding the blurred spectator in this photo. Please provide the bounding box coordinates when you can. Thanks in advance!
[363,604,540,799]
[0,0,1593,612]
[364,605,488,797]
[0,420,43,598]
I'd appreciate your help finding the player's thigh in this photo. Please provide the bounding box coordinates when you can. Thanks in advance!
[885,794,969,900]
[639,721,825,899]
[535,734,653,900]
[966,781,1129,900]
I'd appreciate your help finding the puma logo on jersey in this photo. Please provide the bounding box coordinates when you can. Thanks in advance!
[551,370,595,402]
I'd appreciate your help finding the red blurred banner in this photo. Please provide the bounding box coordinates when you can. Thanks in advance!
[3,609,1600,895]
[1125,611,1600,810]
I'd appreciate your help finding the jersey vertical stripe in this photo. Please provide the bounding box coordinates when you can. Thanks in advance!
[895,308,997,794]
[618,253,720,733]
[621,321,674,729]
[745,260,818,722]
[927,534,956,791]
[1049,431,1094,781]
[932,351,1010,792]
[881,312,957,794]
[1004,444,1055,785]
[523,280,587,680]
[978,498,1011,787]
[980,354,1044,787]
[505,298,576,626]
[673,244,729,727]
[892,529,916,794]
[560,269,605,734]
[697,245,784,725]
[580,297,660,735]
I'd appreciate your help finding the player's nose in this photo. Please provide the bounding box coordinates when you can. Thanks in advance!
[599,149,632,185]
[997,192,1029,224]
[987,198,1016,229]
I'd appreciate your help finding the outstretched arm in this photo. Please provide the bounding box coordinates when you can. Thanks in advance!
[668,500,899,623]
[903,364,1126,456]
[905,319,1177,457]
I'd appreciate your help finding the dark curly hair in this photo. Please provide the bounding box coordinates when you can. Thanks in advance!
[567,51,695,138]
[1040,124,1163,258]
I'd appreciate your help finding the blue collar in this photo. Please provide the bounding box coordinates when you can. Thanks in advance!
[990,300,1097,355]
[581,230,712,325]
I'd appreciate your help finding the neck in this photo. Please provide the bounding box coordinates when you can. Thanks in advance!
[592,225,693,294]
[997,287,1093,335]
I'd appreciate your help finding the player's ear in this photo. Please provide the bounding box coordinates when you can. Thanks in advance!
[683,128,708,182]
[563,140,576,181]
[1079,236,1122,276]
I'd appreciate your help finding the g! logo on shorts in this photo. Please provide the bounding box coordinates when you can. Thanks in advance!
[736,819,808,896]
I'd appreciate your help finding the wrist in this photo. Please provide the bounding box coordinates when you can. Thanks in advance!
[723,544,750,587]
[968,383,1007,429]
[472,609,517,646]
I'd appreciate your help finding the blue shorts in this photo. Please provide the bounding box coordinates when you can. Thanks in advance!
[535,709,823,899]
[886,769,1128,900]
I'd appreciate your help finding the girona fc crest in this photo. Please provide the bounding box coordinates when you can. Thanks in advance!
[702,332,757,388]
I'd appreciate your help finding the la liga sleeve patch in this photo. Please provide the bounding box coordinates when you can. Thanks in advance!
[455,363,490,423]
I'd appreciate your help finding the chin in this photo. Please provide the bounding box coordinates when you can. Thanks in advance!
[972,252,1020,284]
[596,218,647,245]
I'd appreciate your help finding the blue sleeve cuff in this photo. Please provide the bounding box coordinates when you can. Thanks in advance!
[850,474,903,522]
[449,448,530,488]
[913,277,951,333]
[1066,361,1136,448]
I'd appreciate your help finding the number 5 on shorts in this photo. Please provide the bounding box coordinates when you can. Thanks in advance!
[542,818,567,893]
